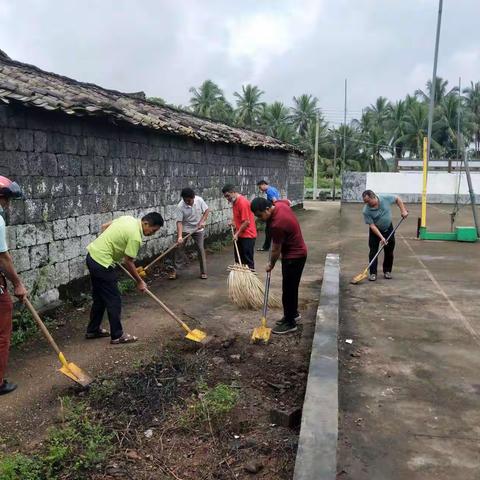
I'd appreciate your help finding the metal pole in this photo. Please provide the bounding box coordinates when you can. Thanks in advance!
[456,76,461,170]
[421,137,428,229]
[332,137,337,200]
[342,78,347,179]
[463,141,480,236]
[426,0,443,173]
[313,113,319,200]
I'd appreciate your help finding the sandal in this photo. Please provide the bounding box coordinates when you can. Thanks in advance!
[168,271,177,280]
[200,273,208,279]
[110,333,138,345]
[85,328,110,340]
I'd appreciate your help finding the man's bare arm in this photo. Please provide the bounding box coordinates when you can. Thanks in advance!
[0,252,27,301]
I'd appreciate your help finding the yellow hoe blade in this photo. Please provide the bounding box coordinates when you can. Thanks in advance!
[58,353,93,387]
[251,317,272,344]
[185,328,207,343]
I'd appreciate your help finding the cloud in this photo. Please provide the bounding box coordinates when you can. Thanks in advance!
[0,0,479,117]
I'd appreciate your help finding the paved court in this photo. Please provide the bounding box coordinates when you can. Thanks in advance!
[338,202,480,480]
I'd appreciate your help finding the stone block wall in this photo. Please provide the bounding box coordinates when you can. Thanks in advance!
[0,103,304,304]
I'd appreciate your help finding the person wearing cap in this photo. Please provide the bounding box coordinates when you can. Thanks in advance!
[0,176,27,395]
[222,184,257,270]
[86,212,164,344]
[251,197,307,335]
[168,187,210,280]
[256,180,281,252]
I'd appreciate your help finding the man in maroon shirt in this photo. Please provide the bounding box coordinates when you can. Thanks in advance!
[251,197,307,334]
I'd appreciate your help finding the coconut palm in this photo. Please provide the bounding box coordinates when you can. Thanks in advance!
[415,77,458,104]
[189,80,227,118]
[234,84,265,128]
[261,102,295,142]
[463,81,480,155]
[291,94,319,137]
[387,100,407,160]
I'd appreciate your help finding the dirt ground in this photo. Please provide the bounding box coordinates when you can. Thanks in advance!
[338,203,480,480]
[0,201,339,478]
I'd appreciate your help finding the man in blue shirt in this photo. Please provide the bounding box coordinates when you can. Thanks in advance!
[257,180,281,252]
[362,190,408,281]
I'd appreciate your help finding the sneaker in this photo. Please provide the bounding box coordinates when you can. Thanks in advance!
[276,313,301,326]
[384,272,392,280]
[0,380,17,396]
[272,321,297,335]
[368,274,377,282]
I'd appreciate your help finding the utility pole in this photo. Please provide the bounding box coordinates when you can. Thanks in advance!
[426,0,443,174]
[313,113,319,200]
[332,137,337,200]
[342,78,347,180]
[455,76,461,172]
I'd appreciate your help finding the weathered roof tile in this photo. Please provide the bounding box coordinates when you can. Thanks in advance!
[0,55,301,153]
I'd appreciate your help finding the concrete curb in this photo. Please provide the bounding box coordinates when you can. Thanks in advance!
[293,253,339,480]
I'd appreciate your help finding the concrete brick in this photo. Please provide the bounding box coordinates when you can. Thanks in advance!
[63,237,81,261]
[24,199,47,224]
[53,219,68,240]
[10,247,31,272]
[68,257,87,281]
[48,240,66,263]
[18,130,34,152]
[30,244,49,269]
[35,223,54,245]
[40,152,58,176]
[16,224,37,247]
[54,261,70,286]
[6,226,16,249]
[34,131,47,152]
[3,128,19,150]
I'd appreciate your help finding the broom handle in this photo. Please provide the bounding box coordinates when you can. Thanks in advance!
[143,230,197,272]
[366,217,405,271]
[231,225,244,266]
[118,264,192,333]
[262,251,272,319]
[24,298,62,356]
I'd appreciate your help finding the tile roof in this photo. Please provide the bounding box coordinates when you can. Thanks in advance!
[0,53,301,153]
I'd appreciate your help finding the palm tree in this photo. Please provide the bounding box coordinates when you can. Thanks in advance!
[387,100,408,163]
[261,102,291,138]
[463,81,480,155]
[365,96,391,131]
[291,94,319,137]
[234,84,265,128]
[189,80,226,118]
[415,77,458,104]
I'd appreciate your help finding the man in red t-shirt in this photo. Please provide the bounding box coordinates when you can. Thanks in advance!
[251,197,307,334]
[222,184,257,269]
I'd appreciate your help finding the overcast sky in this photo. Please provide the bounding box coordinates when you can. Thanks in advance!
[1,0,479,125]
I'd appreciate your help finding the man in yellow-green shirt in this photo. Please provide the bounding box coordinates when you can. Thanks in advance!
[86,212,164,344]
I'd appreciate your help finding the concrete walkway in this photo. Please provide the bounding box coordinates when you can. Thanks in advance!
[338,203,480,480]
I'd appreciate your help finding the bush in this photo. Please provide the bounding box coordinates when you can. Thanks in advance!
[118,278,136,294]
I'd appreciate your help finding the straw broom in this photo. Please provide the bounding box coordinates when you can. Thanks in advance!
[228,228,280,310]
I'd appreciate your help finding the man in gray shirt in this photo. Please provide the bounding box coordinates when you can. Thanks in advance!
[169,188,210,280]
[362,190,408,281]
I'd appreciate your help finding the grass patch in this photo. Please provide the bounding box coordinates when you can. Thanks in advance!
[0,398,112,480]
[182,382,239,429]
[11,308,54,348]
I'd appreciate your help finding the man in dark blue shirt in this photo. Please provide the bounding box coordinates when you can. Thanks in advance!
[257,180,281,252]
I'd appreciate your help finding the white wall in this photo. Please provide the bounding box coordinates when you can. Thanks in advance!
[366,172,480,196]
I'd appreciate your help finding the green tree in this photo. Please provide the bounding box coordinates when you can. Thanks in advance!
[463,81,480,155]
[189,80,231,119]
[234,84,265,128]
[415,77,458,104]
[291,94,319,137]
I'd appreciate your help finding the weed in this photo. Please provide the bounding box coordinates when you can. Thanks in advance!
[0,398,112,480]
[118,278,135,294]
[182,382,239,429]
[0,454,43,480]
[11,308,54,348]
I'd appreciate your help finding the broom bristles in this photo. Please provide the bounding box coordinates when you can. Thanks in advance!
[227,263,281,310]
